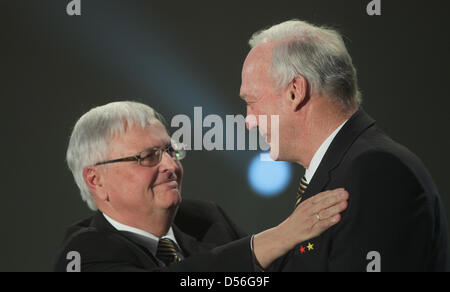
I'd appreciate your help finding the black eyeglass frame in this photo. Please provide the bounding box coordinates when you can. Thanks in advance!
[94,143,186,167]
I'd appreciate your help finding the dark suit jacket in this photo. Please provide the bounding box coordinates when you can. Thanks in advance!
[270,109,449,272]
[54,199,254,272]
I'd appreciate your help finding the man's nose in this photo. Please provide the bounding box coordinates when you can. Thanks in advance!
[159,151,179,172]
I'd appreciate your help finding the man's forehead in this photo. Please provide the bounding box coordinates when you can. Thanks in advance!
[243,50,266,76]
[241,46,275,98]
[246,42,273,65]
[109,122,170,153]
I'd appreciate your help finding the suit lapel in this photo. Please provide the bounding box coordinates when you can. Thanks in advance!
[88,210,234,266]
[90,211,162,267]
[302,109,376,200]
[281,110,377,271]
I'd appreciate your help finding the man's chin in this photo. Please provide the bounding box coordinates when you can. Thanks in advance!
[269,145,280,161]
[156,189,182,208]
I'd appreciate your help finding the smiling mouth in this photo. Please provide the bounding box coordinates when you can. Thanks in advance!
[154,180,178,188]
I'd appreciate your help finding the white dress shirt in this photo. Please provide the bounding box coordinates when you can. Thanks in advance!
[102,213,180,256]
[304,120,349,184]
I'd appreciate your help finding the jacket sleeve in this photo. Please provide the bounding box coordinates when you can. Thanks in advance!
[167,237,254,272]
[54,231,254,272]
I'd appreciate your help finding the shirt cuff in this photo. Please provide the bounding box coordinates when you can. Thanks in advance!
[250,234,265,272]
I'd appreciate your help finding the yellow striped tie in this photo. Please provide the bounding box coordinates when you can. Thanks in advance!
[296,176,309,208]
[156,238,182,266]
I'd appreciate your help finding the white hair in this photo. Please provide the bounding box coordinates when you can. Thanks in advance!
[66,101,166,210]
[249,19,361,109]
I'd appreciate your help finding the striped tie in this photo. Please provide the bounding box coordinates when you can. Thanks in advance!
[156,238,182,266]
[296,176,309,208]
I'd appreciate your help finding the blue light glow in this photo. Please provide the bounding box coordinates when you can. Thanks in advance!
[248,152,293,197]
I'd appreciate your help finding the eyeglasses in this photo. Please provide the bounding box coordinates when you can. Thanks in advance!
[95,142,186,167]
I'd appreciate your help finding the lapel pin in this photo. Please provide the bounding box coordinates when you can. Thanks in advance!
[299,242,315,255]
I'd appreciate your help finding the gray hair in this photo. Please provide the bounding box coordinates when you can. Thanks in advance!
[249,19,361,109]
[66,101,166,210]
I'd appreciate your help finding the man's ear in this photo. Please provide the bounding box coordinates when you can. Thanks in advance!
[83,166,108,202]
[288,74,309,111]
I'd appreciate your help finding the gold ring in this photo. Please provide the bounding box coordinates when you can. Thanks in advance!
[316,214,321,221]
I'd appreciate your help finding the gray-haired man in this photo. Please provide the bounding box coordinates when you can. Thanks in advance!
[239,19,449,271]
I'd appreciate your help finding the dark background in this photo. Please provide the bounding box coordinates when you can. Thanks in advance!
[1,0,449,271]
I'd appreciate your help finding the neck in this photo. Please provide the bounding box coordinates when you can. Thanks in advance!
[294,98,356,168]
[100,204,176,237]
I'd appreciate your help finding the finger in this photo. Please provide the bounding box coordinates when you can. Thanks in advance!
[296,191,333,211]
[311,188,348,205]
[307,189,339,204]
[309,190,348,215]
[317,201,348,220]
[310,214,341,237]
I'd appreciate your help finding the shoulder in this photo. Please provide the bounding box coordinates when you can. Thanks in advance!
[175,198,246,241]
[344,125,430,188]
[336,129,430,206]
[176,198,230,224]
[340,148,431,220]
[350,125,428,175]
[178,198,221,213]
[351,150,415,177]
[53,217,142,271]
[349,149,422,194]
[176,198,224,226]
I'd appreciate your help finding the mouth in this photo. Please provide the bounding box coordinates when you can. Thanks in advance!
[154,179,179,189]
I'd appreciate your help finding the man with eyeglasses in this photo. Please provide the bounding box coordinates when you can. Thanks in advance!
[54,101,349,272]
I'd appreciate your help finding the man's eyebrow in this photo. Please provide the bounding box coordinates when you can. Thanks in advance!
[141,141,171,151]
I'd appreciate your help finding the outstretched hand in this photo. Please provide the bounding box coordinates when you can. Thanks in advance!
[283,188,349,245]
[253,188,349,269]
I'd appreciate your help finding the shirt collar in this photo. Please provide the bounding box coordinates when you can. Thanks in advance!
[102,213,179,256]
[304,119,348,183]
